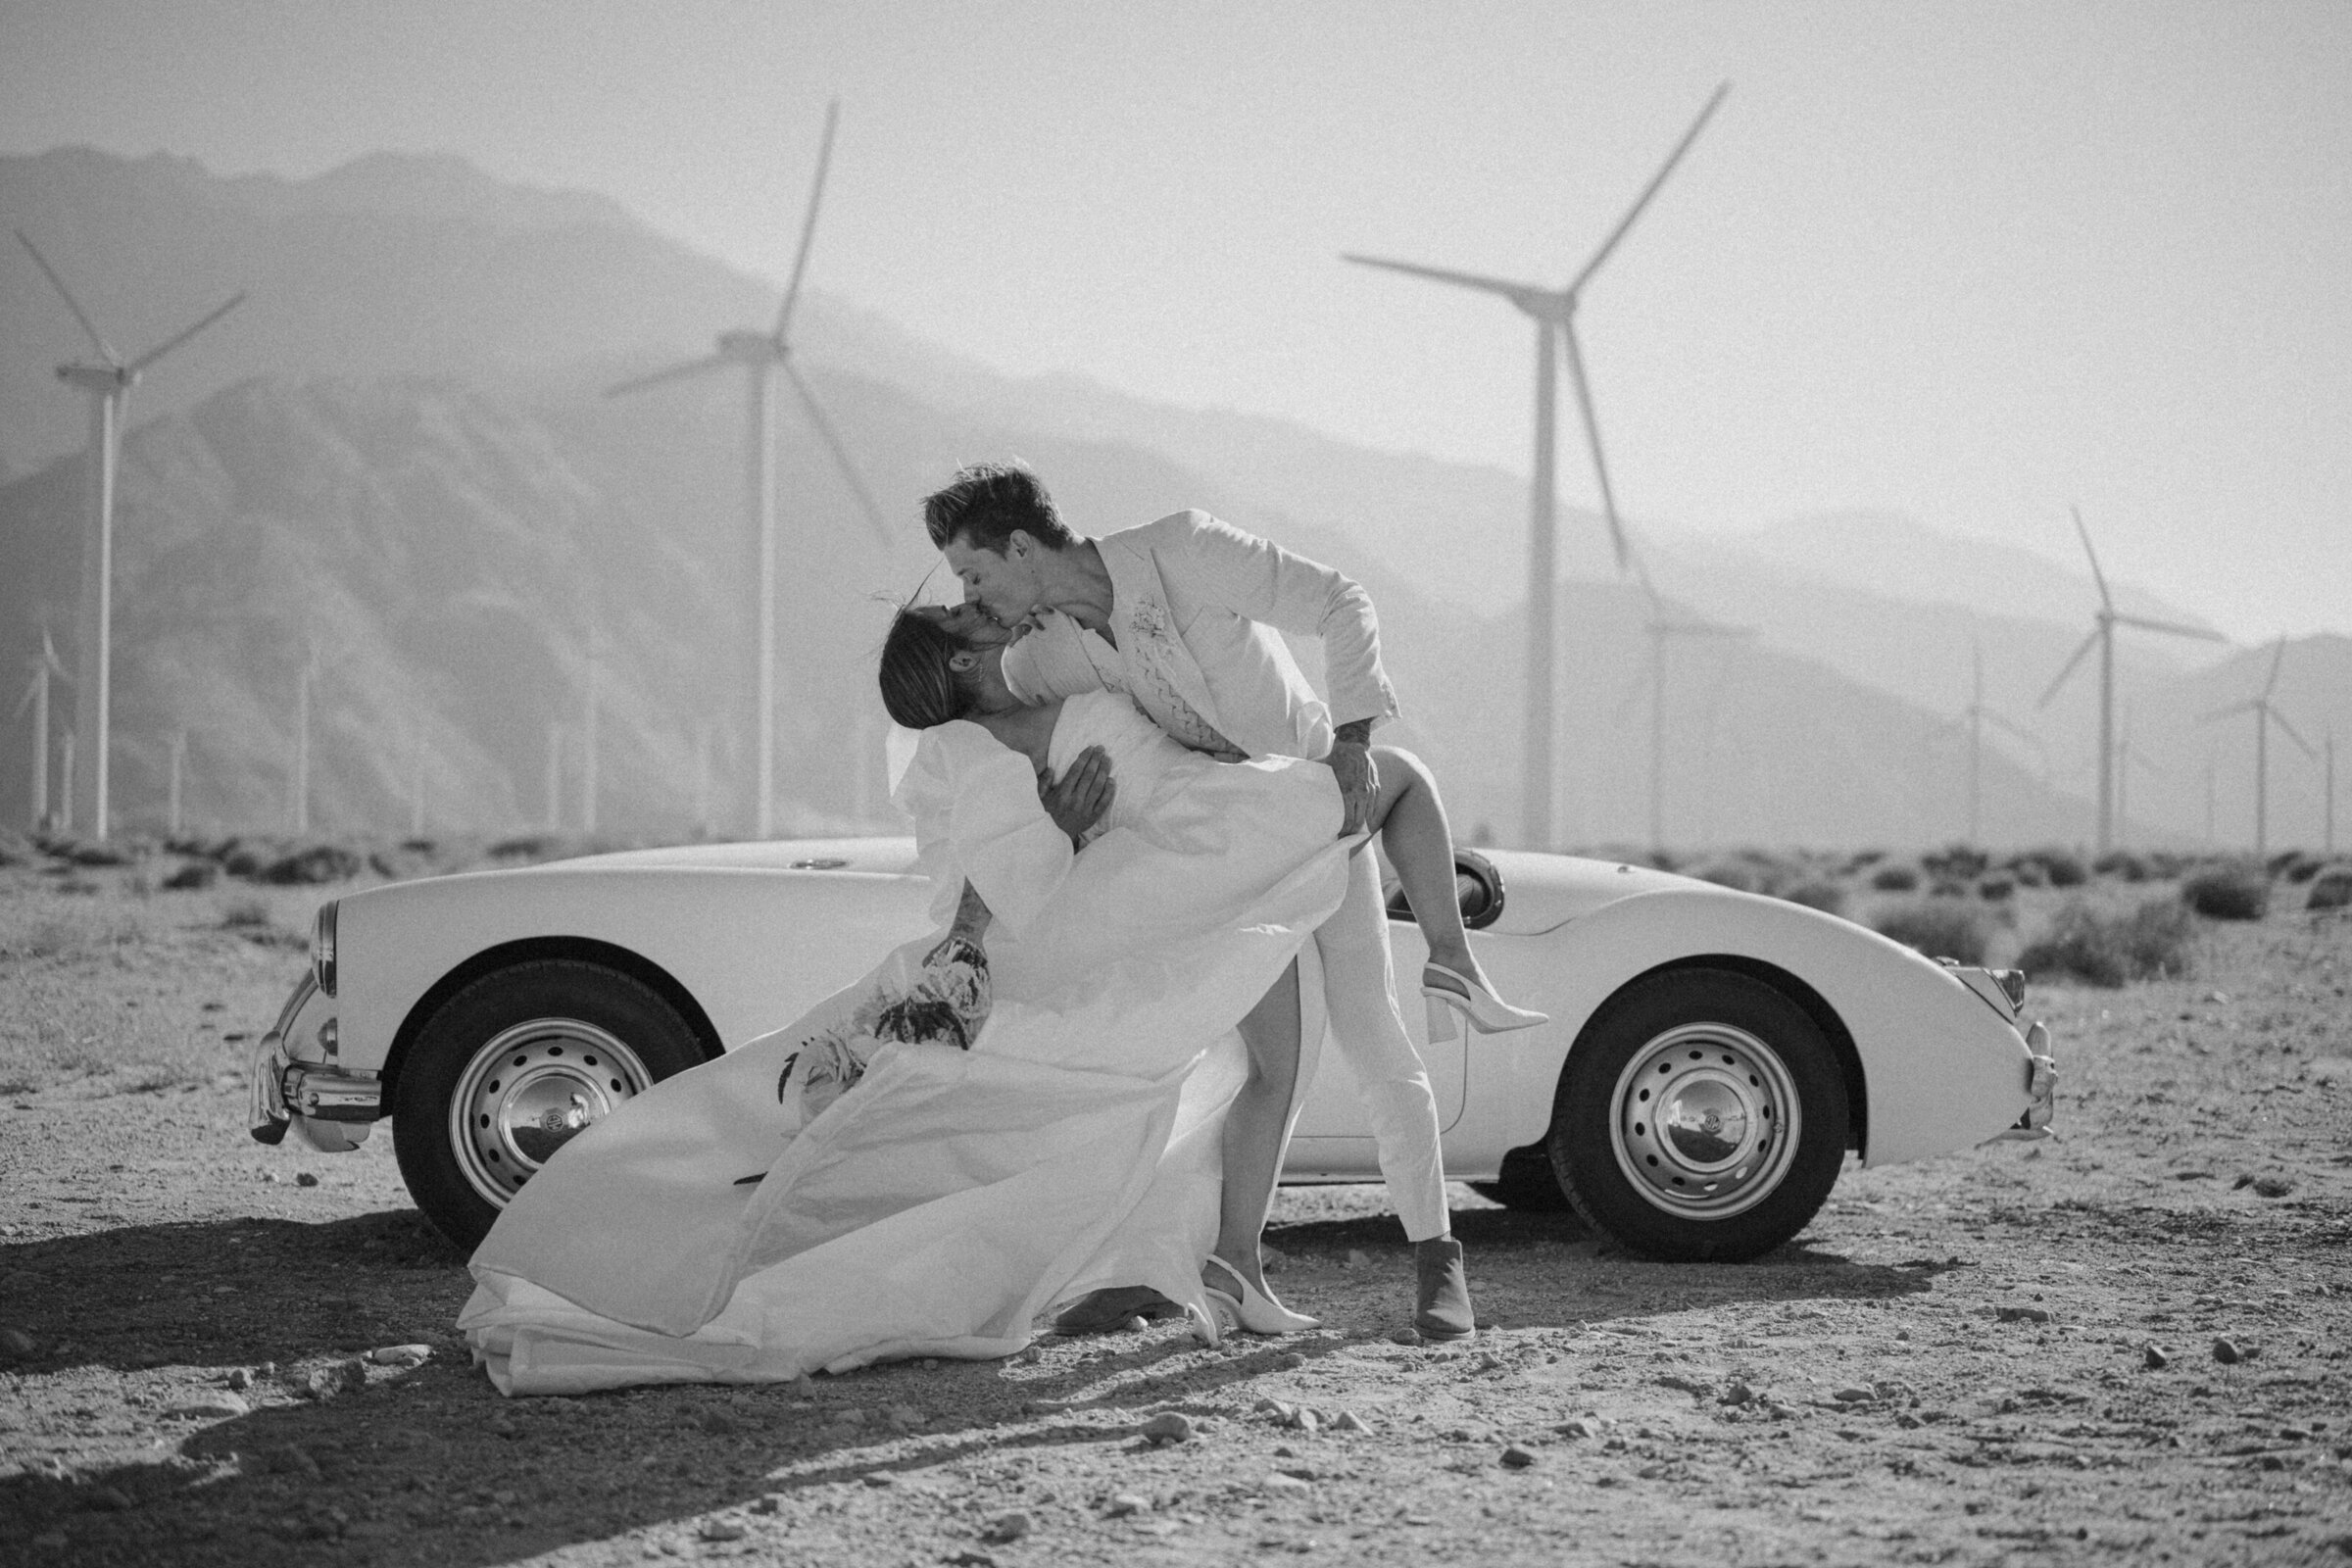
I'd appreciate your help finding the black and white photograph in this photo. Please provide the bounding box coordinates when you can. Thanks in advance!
[1,2,2346,1562]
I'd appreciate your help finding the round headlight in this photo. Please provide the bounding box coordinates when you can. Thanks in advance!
[313,900,339,998]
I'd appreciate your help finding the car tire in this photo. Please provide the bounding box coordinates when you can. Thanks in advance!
[1548,967,1847,1262]
[1469,1142,1576,1212]
[392,959,708,1250]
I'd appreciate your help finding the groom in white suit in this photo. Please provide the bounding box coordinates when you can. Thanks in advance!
[925,462,1477,1343]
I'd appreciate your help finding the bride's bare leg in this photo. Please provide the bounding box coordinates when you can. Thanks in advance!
[1210,959,1302,1297]
[1360,745,1494,992]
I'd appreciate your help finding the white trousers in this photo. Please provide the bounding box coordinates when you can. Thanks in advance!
[1304,850,1449,1243]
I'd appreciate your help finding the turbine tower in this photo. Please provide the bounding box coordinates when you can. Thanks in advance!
[14,629,70,831]
[1618,569,1751,857]
[1345,82,1731,850]
[2113,704,2165,848]
[606,100,891,840]
[2035,506,2222,853]
[16,230,244,842]
[2198,637,2314,858]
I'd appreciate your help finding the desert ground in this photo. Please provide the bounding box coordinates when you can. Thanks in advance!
[2,835,2349,1566]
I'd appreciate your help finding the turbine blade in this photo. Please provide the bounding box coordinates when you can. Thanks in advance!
[127,290,246,372]
[2110,612,2224,642]
[605,353,732,398]
[2036,628,2100,708]
[16,228,119,364]
[2271,707,2319,760]
[782,360,894,547]
[1341,253,1545,307]
[1558,320,1632,570]
[2262,634,2287,699]
[774,99,840,345]
[1563,80,1733,297]
[1982,708,2043,751]
[2070,505,2112,612]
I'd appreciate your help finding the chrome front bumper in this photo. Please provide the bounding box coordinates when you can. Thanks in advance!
[1995,1019,2057,1141]
[248,971,378,1152]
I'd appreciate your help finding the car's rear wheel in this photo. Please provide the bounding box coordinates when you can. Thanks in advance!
[1549,967,1847,1262]
[392,959,707,1249]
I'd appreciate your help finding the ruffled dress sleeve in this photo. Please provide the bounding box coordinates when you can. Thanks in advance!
[1000,610,1108,705]
[891,719,1074,937]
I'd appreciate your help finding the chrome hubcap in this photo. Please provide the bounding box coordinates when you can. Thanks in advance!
[448,1019,654,1207]
[1609,1021,1800,1219]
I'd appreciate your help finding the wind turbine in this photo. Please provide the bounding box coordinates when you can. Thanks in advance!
[1962,635,2048,845]
[15,628,70,831]
[2113,703,2165,849]
[16,230,244,842]
[1616,569,1752,857]
[606,100,892,840]
[2035,506,2223,853]
[2198,637,2314,858]
[1345,82,1731,850]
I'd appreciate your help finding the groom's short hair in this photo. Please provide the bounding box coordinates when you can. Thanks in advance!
[923,462,1076,555]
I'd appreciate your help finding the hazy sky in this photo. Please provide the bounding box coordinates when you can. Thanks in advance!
[4,0,2348,641]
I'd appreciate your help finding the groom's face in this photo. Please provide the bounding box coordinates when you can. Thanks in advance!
[942,531,1043,625]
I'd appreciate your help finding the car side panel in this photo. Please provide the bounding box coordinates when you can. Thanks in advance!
[335,867,936,1076]
[1449,889,2035,1173]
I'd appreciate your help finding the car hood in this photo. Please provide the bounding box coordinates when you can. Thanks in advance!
[543,837,1697,937]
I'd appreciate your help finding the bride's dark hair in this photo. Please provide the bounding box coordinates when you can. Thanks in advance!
[879,609,979,729]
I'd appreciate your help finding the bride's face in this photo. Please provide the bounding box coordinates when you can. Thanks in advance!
[914,602,1012,648]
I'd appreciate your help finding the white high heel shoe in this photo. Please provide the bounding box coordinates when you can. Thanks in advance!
[1201,1253,1319,1334]
[1421,962,1547,1043]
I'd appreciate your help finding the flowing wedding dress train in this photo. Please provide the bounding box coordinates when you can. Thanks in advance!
[461,692,1351,1395]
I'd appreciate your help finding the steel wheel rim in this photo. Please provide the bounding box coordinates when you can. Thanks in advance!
[1608,1020,1801,1220]
[447,1018,654,1208]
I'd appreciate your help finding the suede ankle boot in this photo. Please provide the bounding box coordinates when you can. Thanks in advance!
[1413,1235,1477,1343]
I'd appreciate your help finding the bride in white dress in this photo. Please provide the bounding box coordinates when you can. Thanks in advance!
[460,609,1375,1395]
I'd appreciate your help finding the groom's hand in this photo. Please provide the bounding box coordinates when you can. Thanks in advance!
[1329,731,1378,836]
[1039,745,1113,846]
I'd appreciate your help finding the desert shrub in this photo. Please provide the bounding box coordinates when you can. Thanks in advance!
[1977,876,2014,902]
[162,861,219,891]
[2268,850,2306,880]
[2308,868,2352,913]
[1843,849,1886,873]
[2017,897,2195,987]
[1871,863,1920,893]
[1921,844,1988,882]
[2145,852,2194,881]
[219,897,273,929]
[2007,860,2046,889]
[2282,854,2326,885]
[260,844,363,885]
[1778,879,1847,916]
[1692,858,1766,894]
[2093,850,2148,883]
[2181,862,2270,920]
[2011,847,2087,888]
[1869,899,1991,965]
[1929,878,1970,899]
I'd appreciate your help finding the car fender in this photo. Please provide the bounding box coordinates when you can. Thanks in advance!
[335,865,935,1087]
[1467,887,2034,1169]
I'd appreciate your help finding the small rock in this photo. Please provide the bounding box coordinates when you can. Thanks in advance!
[295,1172,319,1188]
[169,1393,250,1420]
[1254,1396,1295,1422]
[1345,1250,1371,1269]
[1276,1350,1307,1370]
[2144,1343,2172,1370]
[1140,1411,1195,1445]
[753,1494,784,1515]
[369,1344,432,1367]
[1894,1328,1911,1342]
[945,1552,999,1568]
[266,1445,322,1478]
[1262,1472,1311,1494]
[862,1472,896,1488]
[1388,1328,1420,1346]
[2252,1175,2295,1199]
[1330,1410,1371,1434]
[1832,1386,1876,1403]
[1556,1416,1604,1440]
[0,1327,38,1360]
[885,1403,925,1431]
[1500,1445,1538,1469]
[84,1486,134,1512]
[698,1519,746,1543]
[1995,1306,2053,1325]
[2213,1338,2259,1365]
[1720,1381,1755,1406]
[225,1368,254,1391]
[301,1360,368,1400]
[1123,1315,1150,1333]
[1104,1493,1151,1517]
[982,1510,1032,1543]
[1018,1346,1043,1363]
[1292,1407,1320,1435]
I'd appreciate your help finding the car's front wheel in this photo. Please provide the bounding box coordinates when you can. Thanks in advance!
[392,959,707,1249]
[1549,967,1847,1262]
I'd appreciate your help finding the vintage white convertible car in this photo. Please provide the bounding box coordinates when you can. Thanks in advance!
[249,838,2054,1259]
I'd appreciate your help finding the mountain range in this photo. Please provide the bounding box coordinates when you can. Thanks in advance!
[3,146,2343,851]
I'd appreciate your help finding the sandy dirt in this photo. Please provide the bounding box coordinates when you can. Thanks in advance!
[3,856,2350,1566]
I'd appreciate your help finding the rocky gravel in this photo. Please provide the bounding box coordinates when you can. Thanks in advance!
[2,868,2349,1565]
